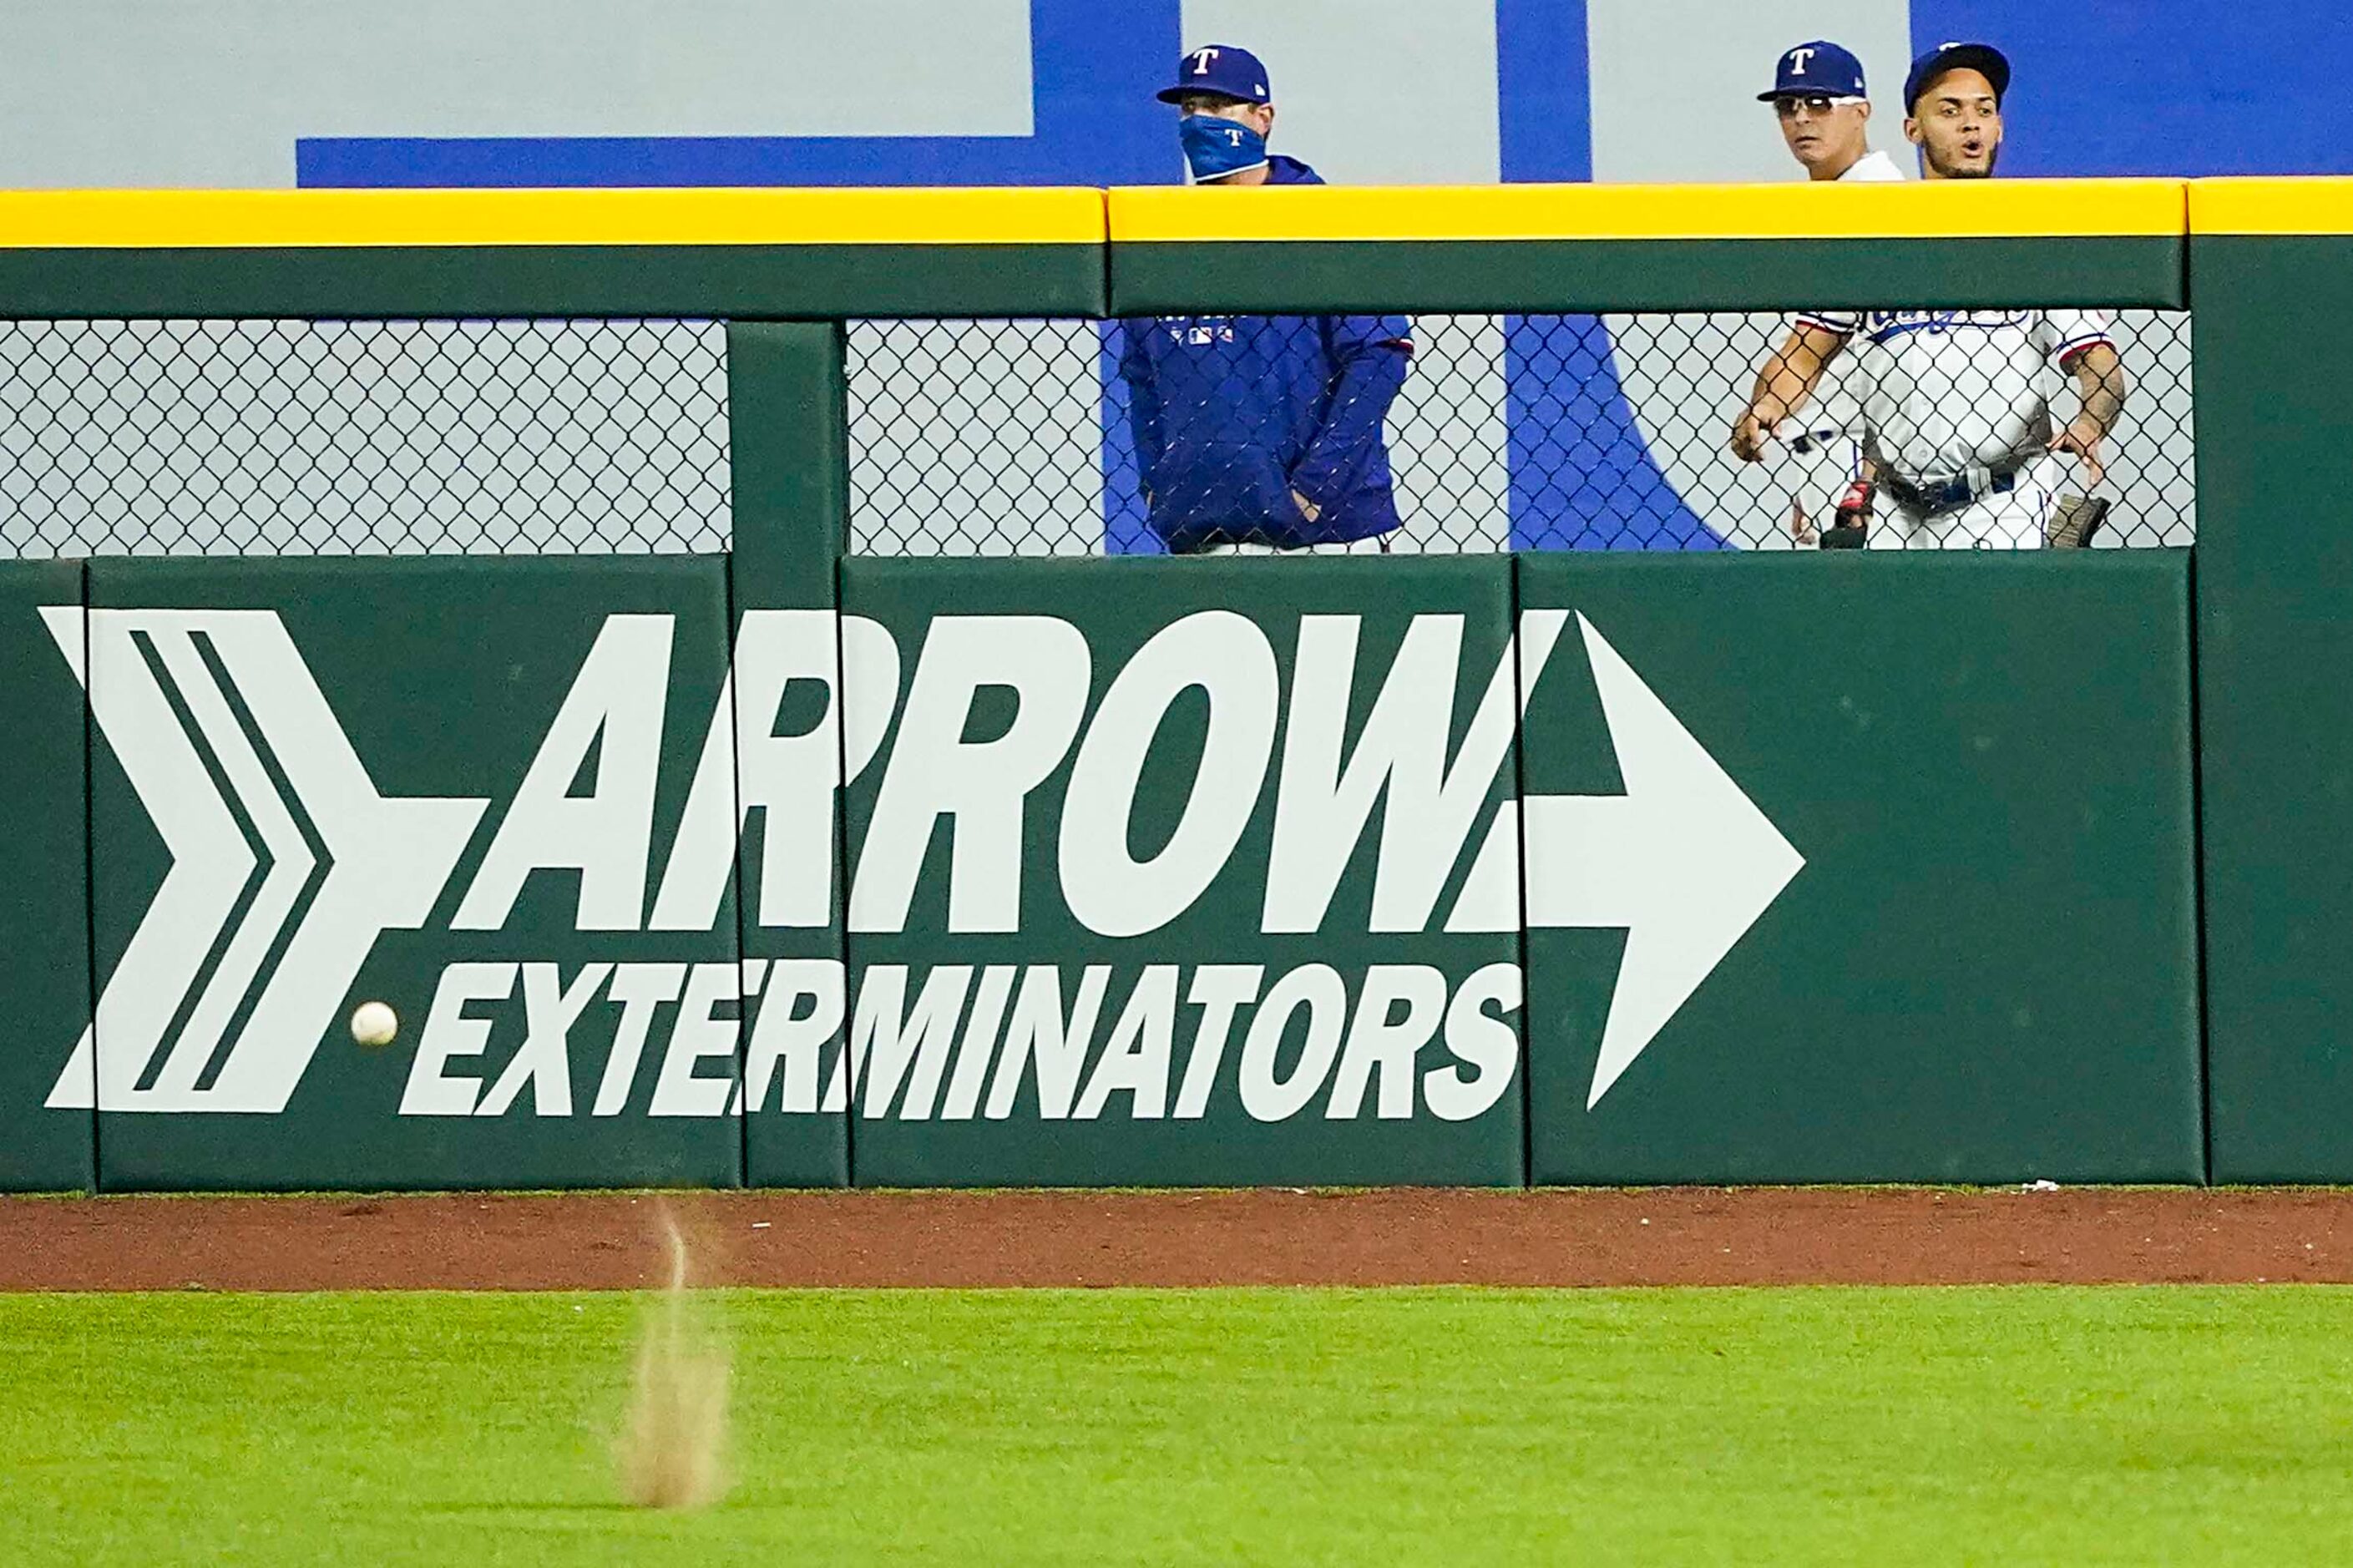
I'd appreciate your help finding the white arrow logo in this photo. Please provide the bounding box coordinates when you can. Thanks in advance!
[41,609,486,1114]
[1450,613,1805,1108]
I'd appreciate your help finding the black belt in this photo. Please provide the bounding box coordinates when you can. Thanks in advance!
[1883,456,2035,517]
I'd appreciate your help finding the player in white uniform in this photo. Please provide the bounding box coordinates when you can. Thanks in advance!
[1739,42,1905,542]
[1794,307,2119,548]
[1730,43,2128,549]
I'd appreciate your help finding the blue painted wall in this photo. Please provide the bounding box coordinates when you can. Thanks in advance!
[1910,3,2353,177]
[302,2,2353,188]
[299,0,1179,188]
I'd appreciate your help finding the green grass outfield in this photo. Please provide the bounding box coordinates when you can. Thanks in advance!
[3,1287,2350,1565]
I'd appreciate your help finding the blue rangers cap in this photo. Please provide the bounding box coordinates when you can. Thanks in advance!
[1757,41,1868,103]
[1157,44,1272,105]
[1903,41,2010,113]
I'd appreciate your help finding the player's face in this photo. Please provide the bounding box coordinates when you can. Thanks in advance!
[1905,69,2001,179]
[1176,94,1274,142]
[1774,97,1870,173]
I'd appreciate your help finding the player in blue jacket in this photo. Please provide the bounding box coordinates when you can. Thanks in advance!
[1120,45,1414,554]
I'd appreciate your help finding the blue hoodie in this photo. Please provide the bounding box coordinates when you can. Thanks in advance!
[1117,156,1413,553]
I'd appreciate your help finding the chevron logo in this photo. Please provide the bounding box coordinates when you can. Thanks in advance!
[38,609,486,1114]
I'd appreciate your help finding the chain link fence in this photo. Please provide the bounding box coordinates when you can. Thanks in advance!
[0,311,2187,559]
[0,319,728,557]
[848,311,2192,554]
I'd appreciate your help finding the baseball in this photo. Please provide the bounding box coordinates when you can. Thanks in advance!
[350,1001,399,1048]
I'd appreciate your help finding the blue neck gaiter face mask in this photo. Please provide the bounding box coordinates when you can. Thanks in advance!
[1180,114,1268,182]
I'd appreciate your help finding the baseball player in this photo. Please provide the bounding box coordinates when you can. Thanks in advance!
[1730,42,2128,549]
[1117,45,1414,555]
[1749,41,1903,543]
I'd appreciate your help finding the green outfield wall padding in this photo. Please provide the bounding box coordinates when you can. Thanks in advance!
[31,232,2161,324]
[1518,551,2204,1184]
[0,222,2179,324]
[0,560,94,1191]
[23,187,2353,1193]
[1107,235,2185,318]
[730,321,853,1187]
[82,556,742,1191]
[834,556,1527,1186]
[2194,234,2353,1181]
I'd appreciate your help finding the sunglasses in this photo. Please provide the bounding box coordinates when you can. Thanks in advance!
[1774,95,1863,118]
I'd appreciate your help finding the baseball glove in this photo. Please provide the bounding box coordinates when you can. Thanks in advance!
[1819,479,1871,549]
[2047,494,2112,549]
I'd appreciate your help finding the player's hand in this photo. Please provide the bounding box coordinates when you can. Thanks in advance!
[1731,411,1774,463]
[1788,501,1818,546]
[2055,420,2107,488]
[1291,488,1322,523]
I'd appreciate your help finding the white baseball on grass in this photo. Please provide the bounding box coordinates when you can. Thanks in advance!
[350,1001,399,1047]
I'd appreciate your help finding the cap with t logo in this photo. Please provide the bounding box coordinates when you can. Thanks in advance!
[1758,40,1868,103]
[1901,41,2011,113]
[1157,44,1272,105]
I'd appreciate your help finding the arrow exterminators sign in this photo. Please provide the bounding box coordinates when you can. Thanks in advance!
[43,599,1802,1125]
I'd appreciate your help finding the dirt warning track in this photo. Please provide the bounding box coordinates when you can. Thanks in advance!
[4,1187,2353,1291]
